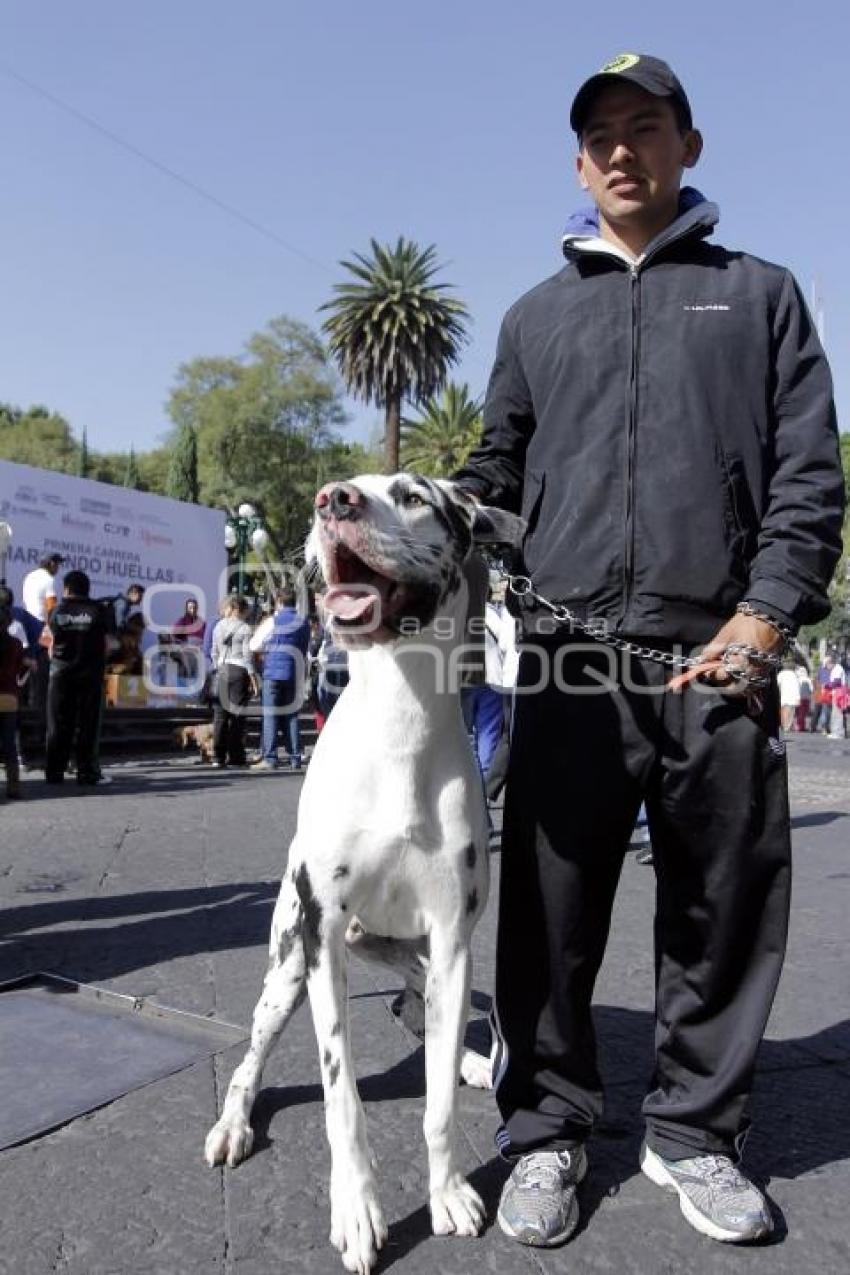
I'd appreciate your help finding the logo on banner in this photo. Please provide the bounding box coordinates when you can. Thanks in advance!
[140,528,173,547]
[14,486,38,503]
[62,513,96,531]
[81,497,111,516]
[41,492,68,507]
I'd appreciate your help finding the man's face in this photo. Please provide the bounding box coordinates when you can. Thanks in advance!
[576,83,701,237]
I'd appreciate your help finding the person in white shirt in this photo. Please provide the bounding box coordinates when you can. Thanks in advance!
[22,554,64,622]
[828,656,847,739]
[21,553,65,756]
[777,661,802,733]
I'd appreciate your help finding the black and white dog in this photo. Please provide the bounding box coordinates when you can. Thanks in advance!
[205,474,521,1274]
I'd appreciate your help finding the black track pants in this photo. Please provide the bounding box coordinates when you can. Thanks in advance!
[493,643,791,1162]
[45,667,104,782]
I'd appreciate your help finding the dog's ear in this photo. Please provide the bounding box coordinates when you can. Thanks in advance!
[470,504,526,548]
[439,481,526,549]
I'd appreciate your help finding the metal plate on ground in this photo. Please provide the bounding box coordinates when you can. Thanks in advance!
[0,972,248,1150]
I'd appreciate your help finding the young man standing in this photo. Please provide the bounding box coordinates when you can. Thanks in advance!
[45,570,110,786]
[457,54,844,1247]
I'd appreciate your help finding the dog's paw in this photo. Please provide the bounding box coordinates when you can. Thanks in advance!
[459,1047,493,1089]
[204,1115,254,1168]
[329,1176,387,1275]
[430,1174,485,1237]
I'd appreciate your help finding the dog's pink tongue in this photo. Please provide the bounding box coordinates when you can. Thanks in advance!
[323,586,377,621]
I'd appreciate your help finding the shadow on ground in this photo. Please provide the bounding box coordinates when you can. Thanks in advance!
[790,810,848,829]
[5,880,850,1260]
[239,1001,850,1262]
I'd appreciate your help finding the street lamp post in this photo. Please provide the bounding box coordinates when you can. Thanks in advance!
[224,503,270,596]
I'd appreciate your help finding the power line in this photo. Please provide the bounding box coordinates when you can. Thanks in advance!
[0,61,333,274]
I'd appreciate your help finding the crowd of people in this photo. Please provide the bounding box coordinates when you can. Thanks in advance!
[0,558,360,796]
[0,551,847,806]
[777,653,850,738]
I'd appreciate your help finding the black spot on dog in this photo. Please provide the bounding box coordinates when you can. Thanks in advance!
[387,478,408,506]
[328,1059,340,1088]
[330,1021,341,1037]
[323,1047,332,1067]
[276,915,303,966]
[294,863,323,972]
[332,865,350,880]
[339,900,348,912]
[427,482,473,557]
[465,843,477,871]
[466,889,478,915]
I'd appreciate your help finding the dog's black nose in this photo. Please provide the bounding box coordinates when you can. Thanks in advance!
[316,482,363,521]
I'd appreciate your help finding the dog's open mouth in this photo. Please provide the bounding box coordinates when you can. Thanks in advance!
[322,540,400,631]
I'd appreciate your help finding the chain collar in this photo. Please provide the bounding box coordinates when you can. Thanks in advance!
[502,572,785,689]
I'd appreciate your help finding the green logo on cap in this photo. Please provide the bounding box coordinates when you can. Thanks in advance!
[600,53,640,73]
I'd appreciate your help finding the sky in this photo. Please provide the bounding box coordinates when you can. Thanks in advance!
[1,1,848,460]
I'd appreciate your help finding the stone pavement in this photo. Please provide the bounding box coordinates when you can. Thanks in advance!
[1,732,849,1275]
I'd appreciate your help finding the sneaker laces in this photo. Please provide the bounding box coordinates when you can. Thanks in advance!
[690,1155,761,1209]
[515,1150,574,1192]
[700,1155,746,1188]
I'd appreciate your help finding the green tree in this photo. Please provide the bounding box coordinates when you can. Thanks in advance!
[136,447,171,495]
[800,432,850,646]
[0,403,79,472]
[124,446,141,489]
[400,382,483,477]
[166,316,353,556]
[77,427,90,478]
[321,238,469,473]
[166,424,199,503]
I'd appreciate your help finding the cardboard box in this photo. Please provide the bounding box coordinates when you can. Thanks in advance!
[104,673,148,708]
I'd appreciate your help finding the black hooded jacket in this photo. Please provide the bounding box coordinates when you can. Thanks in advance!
[456,193,845,643]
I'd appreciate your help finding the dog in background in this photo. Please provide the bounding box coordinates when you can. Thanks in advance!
[205,473,521,1275]
[174,722,215,762]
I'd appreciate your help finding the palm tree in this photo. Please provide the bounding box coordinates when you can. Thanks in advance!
[321,238,469,472]
[400,383,483,478]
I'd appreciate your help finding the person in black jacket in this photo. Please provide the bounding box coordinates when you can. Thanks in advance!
[45,570,110,786]
[456,53,845,1249]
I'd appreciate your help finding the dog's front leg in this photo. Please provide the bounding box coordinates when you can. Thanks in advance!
[423,930,485,1238]
[308,927,388,1275]
[205,875,307,1168]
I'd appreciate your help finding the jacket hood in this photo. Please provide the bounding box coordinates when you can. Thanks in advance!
[562,186,718,260]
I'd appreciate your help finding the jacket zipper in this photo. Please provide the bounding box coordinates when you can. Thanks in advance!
[622,264,640,622]
[566,216,710,629]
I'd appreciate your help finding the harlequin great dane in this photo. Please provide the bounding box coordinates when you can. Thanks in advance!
[205,474,521,1274]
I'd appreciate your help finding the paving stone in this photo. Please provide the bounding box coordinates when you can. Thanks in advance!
[0,735,848,1273]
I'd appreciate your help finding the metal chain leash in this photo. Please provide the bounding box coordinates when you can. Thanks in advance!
[501,571,786,689]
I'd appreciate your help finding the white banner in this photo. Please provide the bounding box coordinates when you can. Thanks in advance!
[0,459,227,633]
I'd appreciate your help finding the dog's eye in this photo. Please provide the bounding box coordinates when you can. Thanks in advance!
[404,492,426,508]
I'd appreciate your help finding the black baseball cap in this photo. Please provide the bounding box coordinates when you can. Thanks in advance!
[40,552,65,567]
[570,53,693,135]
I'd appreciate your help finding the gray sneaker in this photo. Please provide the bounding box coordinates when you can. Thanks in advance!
[497,1146,587,1247]
[641,1143,773,1242]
